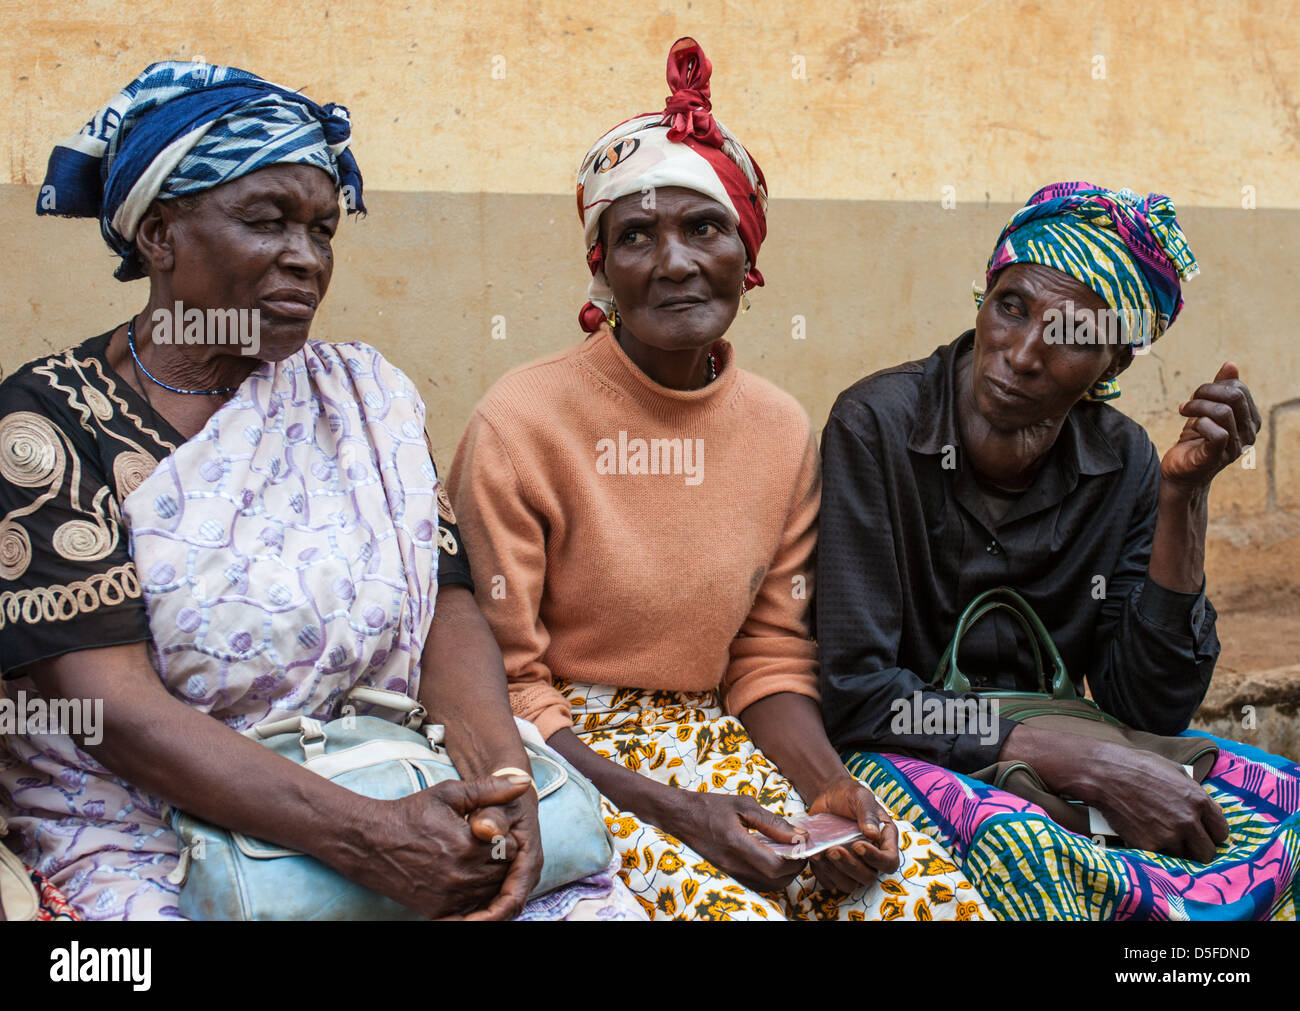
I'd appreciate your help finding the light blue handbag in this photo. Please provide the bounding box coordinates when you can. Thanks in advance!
[166,689,614,920]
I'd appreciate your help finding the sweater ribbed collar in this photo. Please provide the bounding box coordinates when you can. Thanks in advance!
[577,323,739,417]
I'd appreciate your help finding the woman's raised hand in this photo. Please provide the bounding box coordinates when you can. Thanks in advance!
[1163,362,1261,490]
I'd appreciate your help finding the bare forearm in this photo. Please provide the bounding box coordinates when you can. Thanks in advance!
[53,660,375,875]
[420,585,530,779]
[996,723,1114,804]
[1147,484,1209,594]
[1150,362,1257,595]
[737,692,853,803]
[546,727,680,826]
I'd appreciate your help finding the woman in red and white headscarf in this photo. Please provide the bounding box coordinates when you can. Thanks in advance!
[450,38,986,920]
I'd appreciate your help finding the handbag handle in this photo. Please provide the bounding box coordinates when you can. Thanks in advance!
[345,685,428,729]
[931,586,1077,700]
[247,685,429,743]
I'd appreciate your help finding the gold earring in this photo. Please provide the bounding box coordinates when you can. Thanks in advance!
[608,304,618,328]
[741,282,751,314]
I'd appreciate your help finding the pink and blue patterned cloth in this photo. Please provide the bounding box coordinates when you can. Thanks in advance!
[846,733,1299,920]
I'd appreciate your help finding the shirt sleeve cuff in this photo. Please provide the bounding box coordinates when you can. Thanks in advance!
[1136,576,1206,635]
[436,569,475,593]
[723,670,820,719]
[949,716,1017,773]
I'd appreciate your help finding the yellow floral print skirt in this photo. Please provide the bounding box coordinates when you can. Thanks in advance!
[558,681,988,921]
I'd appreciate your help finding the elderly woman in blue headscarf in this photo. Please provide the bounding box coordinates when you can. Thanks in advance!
[0,62,634,921]
[818,182,1300,920]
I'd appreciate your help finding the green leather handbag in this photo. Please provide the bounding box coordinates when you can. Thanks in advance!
[932,587,1218,837]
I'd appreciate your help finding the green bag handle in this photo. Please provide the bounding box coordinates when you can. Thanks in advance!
[931,586,1078,700]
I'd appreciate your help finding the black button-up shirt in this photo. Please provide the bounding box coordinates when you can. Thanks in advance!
[816,331,1219,773]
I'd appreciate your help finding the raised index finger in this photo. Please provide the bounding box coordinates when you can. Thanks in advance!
[1205,362,1260,427]
[1213,361,1238,384]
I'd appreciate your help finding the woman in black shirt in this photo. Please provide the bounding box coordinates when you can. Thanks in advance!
[818,182,1298,920]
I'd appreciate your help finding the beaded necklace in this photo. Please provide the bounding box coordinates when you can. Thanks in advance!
[127,318,239,396]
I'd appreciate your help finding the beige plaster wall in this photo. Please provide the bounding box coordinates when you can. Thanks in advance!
[1,0,1297,602]
[2,186,1294,520]
[5,0,1298,206]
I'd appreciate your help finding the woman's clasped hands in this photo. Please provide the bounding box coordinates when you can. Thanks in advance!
[344,772,542,921]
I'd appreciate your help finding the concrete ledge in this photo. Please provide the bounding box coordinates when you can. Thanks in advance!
[1192,663,1300,761]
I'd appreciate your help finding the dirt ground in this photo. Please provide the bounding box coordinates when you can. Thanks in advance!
[1215,598,1300,675]
[1193,590,1300,760]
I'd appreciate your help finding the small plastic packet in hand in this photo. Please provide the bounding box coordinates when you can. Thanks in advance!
[755,812,866,859]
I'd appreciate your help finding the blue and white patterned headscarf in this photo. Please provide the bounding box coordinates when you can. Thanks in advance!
[37,61,366,281]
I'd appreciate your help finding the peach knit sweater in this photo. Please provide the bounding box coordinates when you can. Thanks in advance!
[447,325,820,739]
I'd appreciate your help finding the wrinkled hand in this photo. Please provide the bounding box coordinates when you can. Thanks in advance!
[664,790,806,894]
[1162,363,1260,490]
[1090,748,1228,862]
[356,775,532,920]
[454,775,544,921]
[807,777,900,894]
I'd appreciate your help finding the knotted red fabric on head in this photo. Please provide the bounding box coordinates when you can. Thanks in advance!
[574,37,769,332]
[662,38,724,148]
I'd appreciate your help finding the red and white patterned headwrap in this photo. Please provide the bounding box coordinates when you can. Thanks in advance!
[575,37,769,333]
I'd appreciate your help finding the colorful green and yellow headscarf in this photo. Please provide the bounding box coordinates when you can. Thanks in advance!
[975,181,1199,401]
